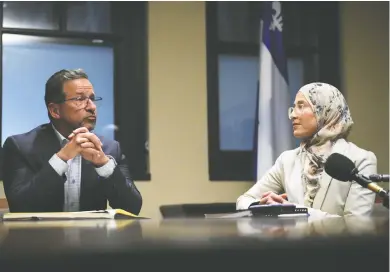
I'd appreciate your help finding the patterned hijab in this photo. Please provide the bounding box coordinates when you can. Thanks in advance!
[297,83,354,207]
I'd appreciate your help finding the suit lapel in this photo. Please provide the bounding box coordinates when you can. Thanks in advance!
[312,172,333,209]
[80,158,98,209]
[33,124,62,166]
[312,139,349,209]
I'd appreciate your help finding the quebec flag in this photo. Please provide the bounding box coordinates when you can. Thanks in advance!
[256,1,293,180]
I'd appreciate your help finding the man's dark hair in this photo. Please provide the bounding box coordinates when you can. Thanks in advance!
[45,69,88,120]
[45,68,88,105]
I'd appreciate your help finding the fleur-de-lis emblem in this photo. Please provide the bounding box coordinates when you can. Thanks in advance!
[269,1,283,32]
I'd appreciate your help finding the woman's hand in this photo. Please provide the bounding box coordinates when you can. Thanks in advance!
[259,191,289,205]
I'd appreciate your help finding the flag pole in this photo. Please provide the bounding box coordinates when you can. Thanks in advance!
[253,15,264,182]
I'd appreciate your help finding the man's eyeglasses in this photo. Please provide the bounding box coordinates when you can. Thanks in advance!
[58,96,103,109]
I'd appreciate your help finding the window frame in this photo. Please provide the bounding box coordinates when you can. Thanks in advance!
[0,1,151,181]
[206,1,340,181]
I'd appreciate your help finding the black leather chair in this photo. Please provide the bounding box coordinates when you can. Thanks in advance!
[160,202,236,218]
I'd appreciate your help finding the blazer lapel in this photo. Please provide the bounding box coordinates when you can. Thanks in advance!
[80,158,99,209]
[33,124,62,167]
[312,139,349,209]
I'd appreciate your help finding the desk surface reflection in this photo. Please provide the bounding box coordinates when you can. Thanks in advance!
[0,215,388,271]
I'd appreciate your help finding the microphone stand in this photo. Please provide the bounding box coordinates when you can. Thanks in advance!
[380,190,389,209]
[363,174,389,210]
[383,196,389,209]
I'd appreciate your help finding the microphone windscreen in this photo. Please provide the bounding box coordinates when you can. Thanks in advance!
[324,153,356,181]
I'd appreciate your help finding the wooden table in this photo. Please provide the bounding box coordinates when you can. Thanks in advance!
[0,215,388,272]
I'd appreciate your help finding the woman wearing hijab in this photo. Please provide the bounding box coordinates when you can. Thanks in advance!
[236,82,377,216]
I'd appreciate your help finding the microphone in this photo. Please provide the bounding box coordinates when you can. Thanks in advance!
[324,153,389,200]
[368,174,390,182]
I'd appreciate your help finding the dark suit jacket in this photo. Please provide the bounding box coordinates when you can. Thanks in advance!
[2,123,142,214]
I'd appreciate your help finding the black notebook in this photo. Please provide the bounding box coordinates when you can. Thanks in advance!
[249,204,308,217]
[204,204,308,219]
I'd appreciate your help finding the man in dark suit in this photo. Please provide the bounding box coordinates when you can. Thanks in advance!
[2,69,142,214]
